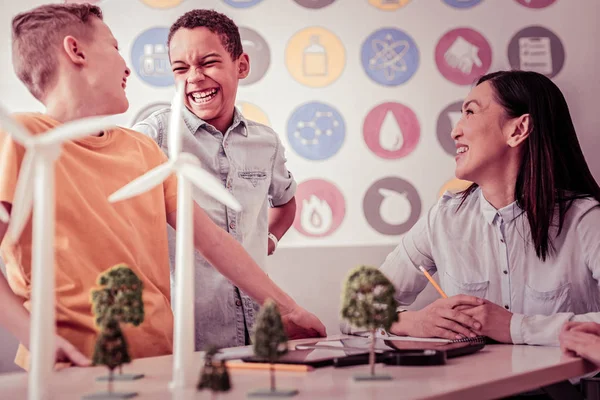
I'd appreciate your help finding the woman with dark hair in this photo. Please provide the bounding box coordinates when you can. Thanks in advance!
[380,70,600,345]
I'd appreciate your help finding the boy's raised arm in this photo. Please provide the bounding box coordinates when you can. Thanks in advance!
[167,204,327,339]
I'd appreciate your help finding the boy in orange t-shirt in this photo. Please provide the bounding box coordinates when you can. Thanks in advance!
[0,3,325,370]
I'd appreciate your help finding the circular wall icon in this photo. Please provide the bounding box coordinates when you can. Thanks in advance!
[239,27,270,86]
[437,100,463,156]
[363,177,421,235]
[293,179,345,238]
[236,102,270,127]
[363,102,420,159]
[507,26,565,79]
[130,102,170,127]
[438,178,472,198]
[361,28,419,86]
[294,0,336,8]
[131,27,174,87]
[368,0,412,10]
[435,28,492,85]
[442,0,483,8]
[287,102,345,161]
[223,0,264,8]
[514,0,556,8]
[286,27,346,88]
[139,0,183,8]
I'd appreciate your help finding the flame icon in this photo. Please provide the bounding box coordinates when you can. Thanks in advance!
[301,195,333,235]
[379,111,403,152]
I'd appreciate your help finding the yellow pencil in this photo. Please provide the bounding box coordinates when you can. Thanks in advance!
[418,266,448,298]
[225,361,314,372]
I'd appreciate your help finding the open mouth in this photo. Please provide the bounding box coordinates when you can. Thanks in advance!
[455,145,469,160]
[188,88,219,105]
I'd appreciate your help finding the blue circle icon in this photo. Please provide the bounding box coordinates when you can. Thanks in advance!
[442,0,483,8]
[130,27,174,87]
[223,0,264,8]
[361,28,420,86]
[287,102,345,161]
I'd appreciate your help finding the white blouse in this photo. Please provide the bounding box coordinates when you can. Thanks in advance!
[380,187,600,345]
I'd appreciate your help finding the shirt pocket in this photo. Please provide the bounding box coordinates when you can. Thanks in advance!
[523,282,571,316]
[238,170,268,188]
[443,271,490,298]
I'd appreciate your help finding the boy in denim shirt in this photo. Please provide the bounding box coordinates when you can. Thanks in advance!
[134,9,299,350]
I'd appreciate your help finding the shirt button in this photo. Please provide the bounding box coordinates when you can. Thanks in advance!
[235,300,242,307]
[226,181,231,189]
[500,238,505,243]
[504,305,509,310]
[229,222,235,230]
[503,270,508,275]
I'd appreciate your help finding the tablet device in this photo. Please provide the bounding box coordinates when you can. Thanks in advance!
[241,345,368,368]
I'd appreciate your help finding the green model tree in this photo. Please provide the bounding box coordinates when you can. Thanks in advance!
[87,264,145,399]
[248,299,298,397]
[341,265,398,380]
[93,264,144,327]
[91,317,131,395]
[197,345,232,397]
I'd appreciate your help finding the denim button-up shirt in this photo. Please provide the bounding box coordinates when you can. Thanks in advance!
[133,106,296,350]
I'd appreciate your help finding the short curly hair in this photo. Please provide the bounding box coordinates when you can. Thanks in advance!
[167,9,243,61]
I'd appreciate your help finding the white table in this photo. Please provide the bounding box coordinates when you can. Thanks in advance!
[0,335,597,399]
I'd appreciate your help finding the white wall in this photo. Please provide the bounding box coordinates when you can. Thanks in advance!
[0,0,599,373]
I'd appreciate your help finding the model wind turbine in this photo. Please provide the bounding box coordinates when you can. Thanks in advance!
[108,81,241,389]
[0,106,118,400]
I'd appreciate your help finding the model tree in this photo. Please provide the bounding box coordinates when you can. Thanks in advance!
[248,299,298,398]
[197,345,232,397]
[341,265,398,380]
[91,317,131,396]
[94,264,145,328]
[88,264,145,400]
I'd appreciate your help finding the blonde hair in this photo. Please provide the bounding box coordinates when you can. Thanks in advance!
[12,3,103,101]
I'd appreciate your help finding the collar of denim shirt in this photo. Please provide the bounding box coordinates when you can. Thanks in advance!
[181,105,248,137]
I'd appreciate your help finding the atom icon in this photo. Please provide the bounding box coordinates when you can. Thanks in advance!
[369,34,410,81]
[293,111,340,145]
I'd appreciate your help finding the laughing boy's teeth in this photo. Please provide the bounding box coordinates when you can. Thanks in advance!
[457,146,468,154]
[191,89,217,101]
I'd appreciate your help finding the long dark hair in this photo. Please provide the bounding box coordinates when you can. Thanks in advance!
[459,70,600,261]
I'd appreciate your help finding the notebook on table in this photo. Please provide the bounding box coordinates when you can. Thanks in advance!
[242,335,486,368]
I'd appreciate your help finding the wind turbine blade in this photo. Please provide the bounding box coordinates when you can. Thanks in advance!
[7,150,35,240]
[181,164,242,211]
[108,162,175,203]
[0,203,8,223]
[39,116,118,146]
[0,104,32,145]
[168,81,185,159]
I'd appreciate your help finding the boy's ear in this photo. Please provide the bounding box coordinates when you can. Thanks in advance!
[237,53,250,79]
[63,36,86,66]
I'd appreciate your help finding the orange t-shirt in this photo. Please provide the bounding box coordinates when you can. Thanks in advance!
[0,113,178,370]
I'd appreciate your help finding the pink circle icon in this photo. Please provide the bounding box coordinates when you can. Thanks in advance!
[435,28,492,85]
[363,102,420,160]
[514,0,556,8]
[293,179,345,238]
